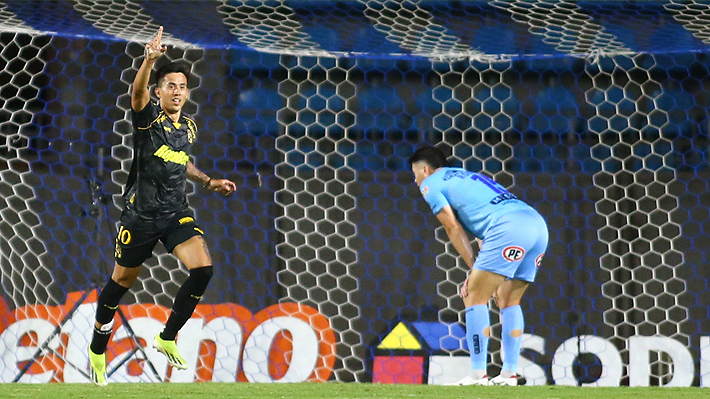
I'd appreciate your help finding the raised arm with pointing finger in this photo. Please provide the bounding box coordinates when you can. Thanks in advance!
[132,26,166,112]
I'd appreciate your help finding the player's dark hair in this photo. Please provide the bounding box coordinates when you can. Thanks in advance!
[408,146,447,169]
[154,62,190,86]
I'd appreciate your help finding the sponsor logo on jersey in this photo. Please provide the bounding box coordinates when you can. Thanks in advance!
[421,185,429,196]
[502,246,525,261]
[154,144,189,165]
[490,192,518,205]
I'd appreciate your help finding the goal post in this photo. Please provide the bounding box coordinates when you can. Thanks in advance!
[0,0,709,386]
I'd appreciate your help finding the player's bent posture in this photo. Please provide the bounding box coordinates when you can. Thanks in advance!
[87,27,237,386]
[409,146,548,386]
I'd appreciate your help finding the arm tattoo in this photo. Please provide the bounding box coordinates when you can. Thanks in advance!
[187,161,210,186]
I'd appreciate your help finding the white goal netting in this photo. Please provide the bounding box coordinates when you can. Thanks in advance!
[1,0,709,387]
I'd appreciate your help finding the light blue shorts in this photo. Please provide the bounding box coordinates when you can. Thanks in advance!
[474,208,549,282]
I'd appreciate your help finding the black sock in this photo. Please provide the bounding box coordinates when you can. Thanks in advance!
[95,278,129,324]
[160,311,191,341]
[90,323,113,355]
[160,266,213,341]
[90,278,129,354]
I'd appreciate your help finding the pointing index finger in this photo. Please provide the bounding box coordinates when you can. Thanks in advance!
[157,26,163,42]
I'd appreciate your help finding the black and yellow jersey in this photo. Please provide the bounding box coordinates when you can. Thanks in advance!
[122,101,197,219]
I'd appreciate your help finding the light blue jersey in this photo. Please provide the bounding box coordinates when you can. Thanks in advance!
[420,167,548,282]
[420,167,531,240]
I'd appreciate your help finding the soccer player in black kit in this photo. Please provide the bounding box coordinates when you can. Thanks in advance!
[88,27,237,385]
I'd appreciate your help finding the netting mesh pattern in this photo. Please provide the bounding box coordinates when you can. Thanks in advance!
[1,0,710,386]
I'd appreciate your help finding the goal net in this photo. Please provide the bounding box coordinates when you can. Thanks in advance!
[0,0,709,386]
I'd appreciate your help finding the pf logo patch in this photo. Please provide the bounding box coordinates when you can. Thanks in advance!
[502,246,525,261]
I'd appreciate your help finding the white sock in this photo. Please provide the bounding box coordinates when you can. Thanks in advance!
[472,369,487,379]
[500,370,515,378]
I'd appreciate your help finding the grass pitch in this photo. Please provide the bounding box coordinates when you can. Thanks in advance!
[1,383,706,399]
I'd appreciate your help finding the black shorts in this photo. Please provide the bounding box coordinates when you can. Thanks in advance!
[114,211,204,268]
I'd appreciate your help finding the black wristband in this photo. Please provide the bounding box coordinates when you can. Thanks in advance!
[203,178,212,188]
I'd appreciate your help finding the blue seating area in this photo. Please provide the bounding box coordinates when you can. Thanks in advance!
[650,88,697,137]
[471,85,521,133]
[237,85,283,135]
[231,66,704,173]
[511,141,601,174]
[414,84,466,132]
[529,84,580,135]
[585,87,639,133]
[354,81,409,133]
[290,85,346,136]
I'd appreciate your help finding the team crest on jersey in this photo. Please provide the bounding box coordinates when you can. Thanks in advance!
[535,253,545,268]
[502,246,525,261]
[421,185,429,196]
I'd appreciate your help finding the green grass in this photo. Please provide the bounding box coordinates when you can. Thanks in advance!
[1,383,706,399]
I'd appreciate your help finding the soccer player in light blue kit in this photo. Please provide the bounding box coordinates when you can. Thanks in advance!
[409,146,548,386]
